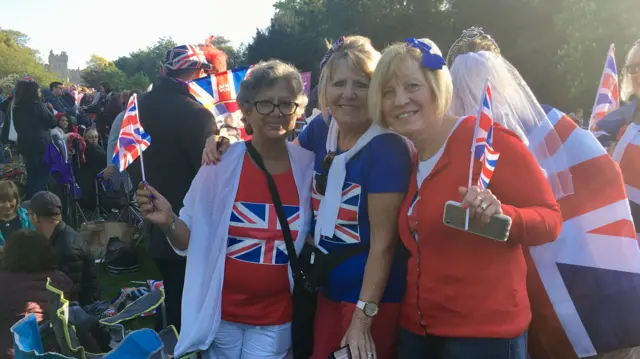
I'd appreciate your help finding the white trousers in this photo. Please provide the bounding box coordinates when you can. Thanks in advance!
[201,320,292,359]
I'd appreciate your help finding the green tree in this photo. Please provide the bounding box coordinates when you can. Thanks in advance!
[0,29,60,91]
[556,0,640,108]
[125,72,151,91]
[210,36,248,69]
[114,38,177,81]
[80,54,125,89]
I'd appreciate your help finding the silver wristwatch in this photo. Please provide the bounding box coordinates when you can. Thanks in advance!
[163,214,177,235]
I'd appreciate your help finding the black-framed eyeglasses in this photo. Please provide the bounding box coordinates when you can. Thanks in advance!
[253,100,299,116]
[315,151,336,196]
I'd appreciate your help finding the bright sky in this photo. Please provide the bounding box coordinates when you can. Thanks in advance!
[2,0,278,69]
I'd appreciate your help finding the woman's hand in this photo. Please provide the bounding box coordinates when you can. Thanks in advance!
[341,314,376,359]
[458,186,503,225]
[136,182,174,229]
[201,135,231,165]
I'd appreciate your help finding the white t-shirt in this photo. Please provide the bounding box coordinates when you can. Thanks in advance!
[416,117,464,188]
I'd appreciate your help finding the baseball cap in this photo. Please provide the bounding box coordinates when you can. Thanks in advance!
[24,191,62,217]
[162,45,211,75]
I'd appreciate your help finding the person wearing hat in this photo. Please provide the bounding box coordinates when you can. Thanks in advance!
[26,191,100,306]
[127,43,227,331]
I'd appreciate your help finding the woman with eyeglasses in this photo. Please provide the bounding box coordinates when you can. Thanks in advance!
[367,38,562,359]
[201,36,412,359]
[136,60,314,359]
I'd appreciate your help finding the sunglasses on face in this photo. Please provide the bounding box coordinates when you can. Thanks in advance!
[627,63,640,75]
[315,151,337,196]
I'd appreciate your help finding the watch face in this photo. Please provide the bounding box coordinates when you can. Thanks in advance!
[364,302,379,317]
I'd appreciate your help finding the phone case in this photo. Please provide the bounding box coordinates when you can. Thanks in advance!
[330,346,352,359]
[442,201,512,242]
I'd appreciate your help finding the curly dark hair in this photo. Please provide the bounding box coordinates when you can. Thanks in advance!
[2,230,56,273]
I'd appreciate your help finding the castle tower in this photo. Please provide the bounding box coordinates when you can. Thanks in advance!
[47,51,70,82]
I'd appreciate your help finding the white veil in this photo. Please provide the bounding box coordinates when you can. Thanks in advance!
[448,50,574,200]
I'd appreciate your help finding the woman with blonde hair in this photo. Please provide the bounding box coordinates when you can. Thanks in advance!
[368,38,562,359]
[137,60,314,359]
[201,35,412,359]
[298,35,412,359]
[447,28,640,359]
[0,181,33,247]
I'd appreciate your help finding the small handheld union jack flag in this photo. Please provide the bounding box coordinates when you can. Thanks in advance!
[112,94,151,178]
[465,81,500,229]
[475,84,500,189]
[589,44,619,134]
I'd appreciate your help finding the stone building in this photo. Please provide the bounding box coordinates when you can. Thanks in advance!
[46,50,82,84]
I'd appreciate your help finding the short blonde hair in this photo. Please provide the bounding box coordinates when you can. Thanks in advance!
[369,39,453,128]
[237,59,308,118]
[318,36,380,121]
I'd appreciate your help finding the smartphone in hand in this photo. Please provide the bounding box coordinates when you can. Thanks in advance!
[329,345,353,359]
[442,200,511,242]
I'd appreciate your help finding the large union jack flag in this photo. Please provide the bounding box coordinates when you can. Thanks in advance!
[612,123,640,239]
[526,106,640,359]
[227,201,300,265]
[189,67,252,139]
[112,94,151,172]
[590,44,619,134]
[312,173,361,245]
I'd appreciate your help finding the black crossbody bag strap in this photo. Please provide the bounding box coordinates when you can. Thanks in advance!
[245,141,305,280]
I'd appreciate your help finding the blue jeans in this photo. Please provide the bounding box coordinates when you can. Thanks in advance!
[24,154,50,200]
[398,328,528,359]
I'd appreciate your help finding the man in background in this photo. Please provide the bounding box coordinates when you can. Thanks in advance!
[128,43,225,331]
[26,191,100,306]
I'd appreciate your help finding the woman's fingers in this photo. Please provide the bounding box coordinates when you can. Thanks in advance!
[480,203,498,224]
[365,335,376,359]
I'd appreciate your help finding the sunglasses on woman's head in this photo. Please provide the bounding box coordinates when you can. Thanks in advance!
[627,63,640,75]
[316,151,337,196]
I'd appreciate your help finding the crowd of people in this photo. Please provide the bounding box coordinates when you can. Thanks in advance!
[0,26,638,359]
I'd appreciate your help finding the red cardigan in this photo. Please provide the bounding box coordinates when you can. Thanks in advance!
[398,116,562,338]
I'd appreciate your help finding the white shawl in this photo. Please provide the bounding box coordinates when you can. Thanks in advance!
[172,141,315,357]
[313,119,386,248]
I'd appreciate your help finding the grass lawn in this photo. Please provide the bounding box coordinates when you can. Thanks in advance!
[97,254,162,330]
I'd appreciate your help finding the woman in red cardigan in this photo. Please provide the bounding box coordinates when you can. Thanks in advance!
[367,39,563,359]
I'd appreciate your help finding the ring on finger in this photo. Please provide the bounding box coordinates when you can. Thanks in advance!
[367,353,373,359]
[480,202,489,211]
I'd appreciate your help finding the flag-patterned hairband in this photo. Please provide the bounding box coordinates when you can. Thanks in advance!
[320,36,346,69]
[405,38,446,70]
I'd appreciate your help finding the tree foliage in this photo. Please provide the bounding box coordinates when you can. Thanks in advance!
[0,28,60,93]
[80,54,125,89]
[246,0,638,111]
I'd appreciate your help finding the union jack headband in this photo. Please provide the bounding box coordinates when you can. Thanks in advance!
[320,36,346,69]
[161,44,211,75]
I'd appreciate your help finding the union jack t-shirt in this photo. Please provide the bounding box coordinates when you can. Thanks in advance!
[298,115,412,303]
[221,153,300,326]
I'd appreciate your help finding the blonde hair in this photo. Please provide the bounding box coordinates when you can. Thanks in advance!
[318,36,380,121]
[621,43,640,102]
[236,59,308,118]
[369,39,453,128]
[83,129,99,141]
[447,30,501,66]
